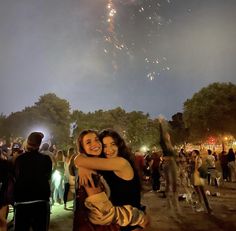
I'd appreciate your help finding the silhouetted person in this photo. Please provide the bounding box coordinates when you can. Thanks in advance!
[151,151,161,191]
[14,132,52,231]
[219,151,229,181]
[227,148,236,182]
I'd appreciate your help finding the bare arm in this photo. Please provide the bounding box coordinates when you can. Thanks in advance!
[74,154,128,171]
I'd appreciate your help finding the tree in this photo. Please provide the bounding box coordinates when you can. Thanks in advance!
[169,112,189,145]
[0,113,7,138]
[183,82,236,141]
[71,108,160,150]
[35,93,71,145]
[125,111,159,150]
[3,93,71,147]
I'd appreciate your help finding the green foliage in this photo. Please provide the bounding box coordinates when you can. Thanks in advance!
[0,114,7,137]
[2,93,71,147]
[35,93,71,145]
[71,108,160,150]
[183,82,236,141]
[2,83,235,149]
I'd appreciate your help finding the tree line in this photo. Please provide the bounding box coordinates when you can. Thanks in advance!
[0,82,236,150]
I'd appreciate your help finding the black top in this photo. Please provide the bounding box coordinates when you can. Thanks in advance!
[0,158,14,206]
[101,170,141,208]
[101,170,142,231]
[14,150,52,202]
[227,151,235,162]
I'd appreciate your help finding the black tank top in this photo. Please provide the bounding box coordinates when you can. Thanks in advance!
[101,170,141,209]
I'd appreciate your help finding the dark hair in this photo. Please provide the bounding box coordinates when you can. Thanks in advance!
[99,129,134,165]
[193,149,200,155]
[27,132,44,150]
[67,147,75,158]
[99,129,141,190]
[40,143,50,151]
[56,150,64,161]
[76,129,99,154]
[207,149,212,155]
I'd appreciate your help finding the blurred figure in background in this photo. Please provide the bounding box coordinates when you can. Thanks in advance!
[191,150,212,214]
[158,117,180,214]
[0,153,14,231]
[134,150,145,183]
[219,150,229,182]
[63,147,76,209]
[150,150,161,192]
[40,143,56,170]
[206,149,217,186]
[227,148,236,182]
[51,150,64,205]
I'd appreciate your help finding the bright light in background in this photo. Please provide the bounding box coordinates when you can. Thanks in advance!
[26,126,51,143]
[208,136,215,144]
[52,170,62,188]
[140,145,148,153]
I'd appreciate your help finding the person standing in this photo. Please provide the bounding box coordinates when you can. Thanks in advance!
[227,148,236,182]
[51,150,64,205]
[40,143,56,170]
[14,132,52,231]
[150,151,161,192]
[63,147,76,209]
[158,118,180,214]
[206,149,217,186]
[191,150,212,214]
[0,156,14,231]
[219,150,229,181]
[134,150,145,183]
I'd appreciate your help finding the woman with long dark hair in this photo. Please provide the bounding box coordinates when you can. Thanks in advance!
[98,129,142,216]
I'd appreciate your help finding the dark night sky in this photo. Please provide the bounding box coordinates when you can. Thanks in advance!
[0,0,236,119]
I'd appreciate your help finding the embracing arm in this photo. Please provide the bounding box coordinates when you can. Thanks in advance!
[84,192,149,228]
[74,154,128,171]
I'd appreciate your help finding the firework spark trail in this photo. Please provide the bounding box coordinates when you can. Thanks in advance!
[102,0,172,76]
[105,0,128,51]
[107,0,116,33]
[104,0,130,72]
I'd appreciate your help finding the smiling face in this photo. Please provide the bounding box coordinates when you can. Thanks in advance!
[82,132,102,156]
[102,136,119,158]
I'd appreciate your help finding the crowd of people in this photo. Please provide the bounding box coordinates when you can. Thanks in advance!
[135,143,236,214]
[0,128,151,231]
[0,120,236,231]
